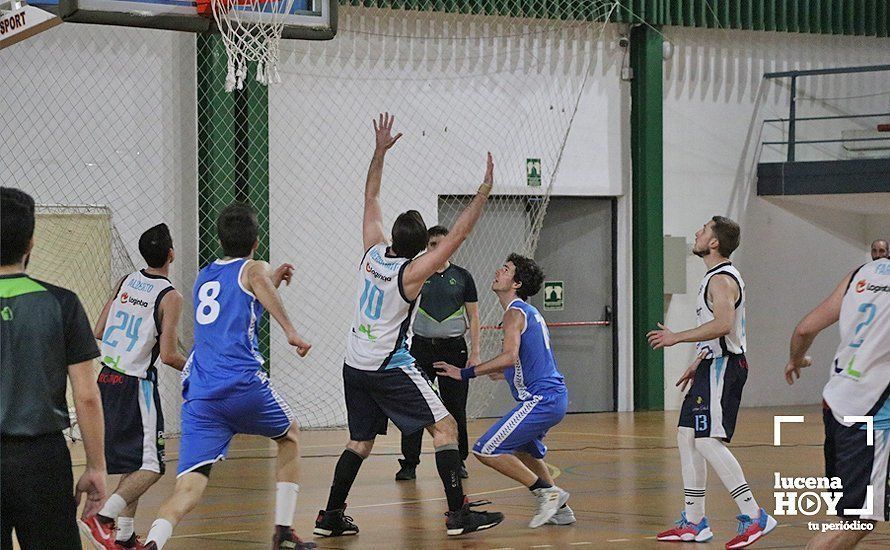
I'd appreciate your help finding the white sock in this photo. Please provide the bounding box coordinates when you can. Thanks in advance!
[695,437,760,517]
[116,517,135,541]
[98,493,127,520]
[275,482,300,527]
[147,519,173,550]
[677,428,707,523]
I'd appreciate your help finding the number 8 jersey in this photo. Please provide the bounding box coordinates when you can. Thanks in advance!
[100,270,175,378]
[185,258,265,400]
[346,243,417,371]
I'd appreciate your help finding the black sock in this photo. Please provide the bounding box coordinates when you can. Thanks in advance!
[528,477,553,491]
[326,449,364,511]
[435,446,465,512]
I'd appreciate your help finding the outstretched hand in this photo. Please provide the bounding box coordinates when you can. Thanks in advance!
[483,152,494,185]
[271,263,294,289]
[785,356,812,385]
[373,112,402,153]
[647,322,678,349]
[434,361,462,381]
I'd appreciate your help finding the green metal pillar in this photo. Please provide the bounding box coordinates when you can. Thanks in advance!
[630,25,664,410]
[197,35,271,367]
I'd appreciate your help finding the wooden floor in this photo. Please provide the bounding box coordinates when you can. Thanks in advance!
[65,406,890,549]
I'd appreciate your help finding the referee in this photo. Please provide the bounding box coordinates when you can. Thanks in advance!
[396,225,480,481]
[0,187,107,549]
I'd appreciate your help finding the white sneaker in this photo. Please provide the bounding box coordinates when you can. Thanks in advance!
[530,487,562,528]
[547,504,577,525]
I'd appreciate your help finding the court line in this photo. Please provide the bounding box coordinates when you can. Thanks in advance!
[605,539,628,543]
[551,430,771,446]
[170,529,250,539]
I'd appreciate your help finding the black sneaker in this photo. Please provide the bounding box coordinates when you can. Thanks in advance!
[445,500,504,536]
[395,459,416,481]
[313,507,359,537]
[273,526,317,549]
[458,462,469,479]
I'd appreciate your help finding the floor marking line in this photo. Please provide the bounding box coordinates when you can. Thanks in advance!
[605,539,629,543]
[170,530,250,539]
[530,545,552,548]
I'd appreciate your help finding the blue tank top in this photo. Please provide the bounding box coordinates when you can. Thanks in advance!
[183,258,265,400]
[504,299,566,401]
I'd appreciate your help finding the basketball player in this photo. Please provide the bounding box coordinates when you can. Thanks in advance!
[80,223,187,549]
[647,216,777,548]
[143,203,315,550]
[436,254,573,528]
[784,255,890,549]
[313,113,503,538]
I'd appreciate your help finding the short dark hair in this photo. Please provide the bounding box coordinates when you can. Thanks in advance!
[1,187,36,266]
[391,210,427,259]
[139,223,173,268]
[427,225,449,239]
[711,216,741,258]
[217,202,259,258]
[507,253,544,300]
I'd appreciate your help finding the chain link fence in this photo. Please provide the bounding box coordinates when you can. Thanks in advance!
[1,1,618,435]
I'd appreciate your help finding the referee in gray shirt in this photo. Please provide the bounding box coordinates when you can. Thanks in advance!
[396,225,480,481]
[0,187,107,549]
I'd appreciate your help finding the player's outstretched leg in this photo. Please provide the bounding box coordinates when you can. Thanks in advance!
[314,441,369,537]
[474,452,563,528]
[272,422,316,549]
[143,472,210,549]
[430,416,504,535]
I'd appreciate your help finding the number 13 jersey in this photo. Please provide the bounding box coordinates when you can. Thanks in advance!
[100,269,174,379]
[185,258,265,399]
[346,243,417,371]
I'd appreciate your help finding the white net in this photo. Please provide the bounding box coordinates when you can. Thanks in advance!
[1,1,620,437]
[210,0,295,91]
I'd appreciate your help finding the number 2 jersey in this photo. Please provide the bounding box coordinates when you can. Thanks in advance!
[184,258,265,400]
[100,270,175,379]
[823,258,890,426]
[345,243,417,371]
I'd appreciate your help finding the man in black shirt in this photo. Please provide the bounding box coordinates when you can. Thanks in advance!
[396,225,480,481]
[0,187,107,549]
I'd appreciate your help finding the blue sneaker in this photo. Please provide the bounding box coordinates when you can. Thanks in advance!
[725,508,777,549]
[656,512,713,542]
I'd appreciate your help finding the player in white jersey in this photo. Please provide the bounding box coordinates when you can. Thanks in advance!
[81,224,187,549]
[648,216,777,549]
[785,256,890,549]
[314,113,503,539]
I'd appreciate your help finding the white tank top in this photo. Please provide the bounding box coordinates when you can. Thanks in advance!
[100,270,174,379]
[823,259,890,425]
[695,262,746,359]
[345,244,418,371]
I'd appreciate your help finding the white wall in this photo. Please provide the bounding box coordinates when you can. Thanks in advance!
[662,27,888,410]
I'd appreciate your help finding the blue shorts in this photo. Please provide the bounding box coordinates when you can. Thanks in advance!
[177,371,295,476]
[473,392,568,459]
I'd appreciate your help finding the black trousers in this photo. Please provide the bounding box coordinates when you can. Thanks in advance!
[401,336,470,463]
[1,431,81,549]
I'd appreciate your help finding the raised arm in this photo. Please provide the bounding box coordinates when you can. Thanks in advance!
[402,153,493,299]
[647,274,738,349]
[242,260,311,357]
[363,112,403,251]
[157,290,187,370]
[784,271,852,384]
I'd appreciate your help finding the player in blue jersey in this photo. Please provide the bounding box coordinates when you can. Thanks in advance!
[437,253,572,528]
[144,203,315,550]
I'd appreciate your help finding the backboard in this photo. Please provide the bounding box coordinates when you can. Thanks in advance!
[31,0,335,39]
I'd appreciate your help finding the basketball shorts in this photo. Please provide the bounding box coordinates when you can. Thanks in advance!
[824,408,890,521]
[98,365,165,475]
[679,353,748,442]
[177,370,295,476]
[473,391,568,459]
[343,363,450,441]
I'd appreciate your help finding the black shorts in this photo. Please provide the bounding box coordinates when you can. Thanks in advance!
[343,363,450,441]
[679,354,748,442]
[824,408,890,521]
[0,432,81,549]
[98,366,165,475]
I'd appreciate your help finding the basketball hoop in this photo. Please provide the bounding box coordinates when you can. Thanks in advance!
[197,0,295,92]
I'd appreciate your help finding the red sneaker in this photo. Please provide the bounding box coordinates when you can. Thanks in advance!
[78,515,117,550]
[725,508,778,549]
[272,526,317,549]
[656,512,713,542]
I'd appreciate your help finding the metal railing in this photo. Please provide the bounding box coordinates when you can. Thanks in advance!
[763,64,890,162]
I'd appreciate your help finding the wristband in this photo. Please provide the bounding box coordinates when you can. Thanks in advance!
[460,366,477,381]
[477,183,492,196]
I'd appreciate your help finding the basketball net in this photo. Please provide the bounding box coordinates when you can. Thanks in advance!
[205,0,295,92]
